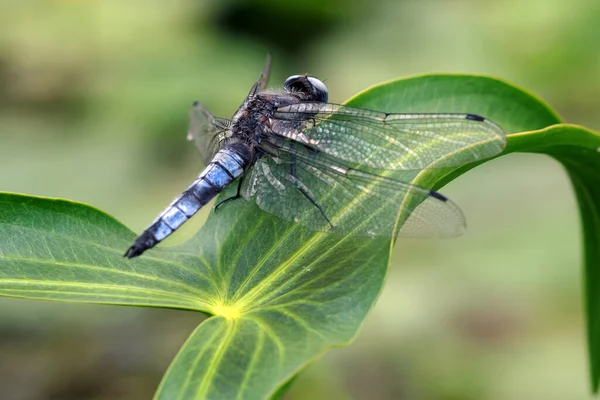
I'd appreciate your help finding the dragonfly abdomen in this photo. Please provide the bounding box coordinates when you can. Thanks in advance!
[124,148,247,258]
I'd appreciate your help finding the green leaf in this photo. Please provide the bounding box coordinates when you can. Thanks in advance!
[2,74,599,399]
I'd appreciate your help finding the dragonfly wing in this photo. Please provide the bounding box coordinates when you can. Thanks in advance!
[247,53,273,97]
[272,102,506,170]
[243,140,465,238]
[186,101,231,165]
[257,53,272,92]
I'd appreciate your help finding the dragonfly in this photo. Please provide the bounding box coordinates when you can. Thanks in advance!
[124,55,506,258]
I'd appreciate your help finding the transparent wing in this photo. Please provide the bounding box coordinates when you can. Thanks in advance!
[186,101,231,165]
[271,102,506,170]
[257,53,272,92]
[247,53,272,97]
[242,139,465,238]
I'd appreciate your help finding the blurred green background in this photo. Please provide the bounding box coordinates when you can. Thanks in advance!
[1,0,599,399]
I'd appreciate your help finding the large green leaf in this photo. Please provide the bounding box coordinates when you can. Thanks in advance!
[2,74,599,399]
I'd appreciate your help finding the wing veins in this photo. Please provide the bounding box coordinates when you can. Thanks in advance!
[272,102,505,171]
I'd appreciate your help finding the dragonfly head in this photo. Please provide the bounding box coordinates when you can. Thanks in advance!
[283,75,328,103]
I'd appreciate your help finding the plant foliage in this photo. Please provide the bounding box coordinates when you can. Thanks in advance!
[1,74,599,399]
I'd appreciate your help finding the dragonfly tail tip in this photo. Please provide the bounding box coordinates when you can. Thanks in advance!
[124,243,145,259]
[124,231,158,259]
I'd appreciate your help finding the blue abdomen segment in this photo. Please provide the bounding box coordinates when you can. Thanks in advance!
[124,149,246,258]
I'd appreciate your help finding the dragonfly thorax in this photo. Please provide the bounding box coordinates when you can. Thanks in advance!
[230,97,272,143]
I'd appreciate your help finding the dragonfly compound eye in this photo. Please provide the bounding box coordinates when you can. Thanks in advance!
[284,75,328,102]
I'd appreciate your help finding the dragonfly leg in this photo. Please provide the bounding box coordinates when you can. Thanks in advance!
[289,155,334,229]
[214,176,244,211]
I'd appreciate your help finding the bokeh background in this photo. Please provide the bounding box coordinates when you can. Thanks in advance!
[1,0,599,399]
